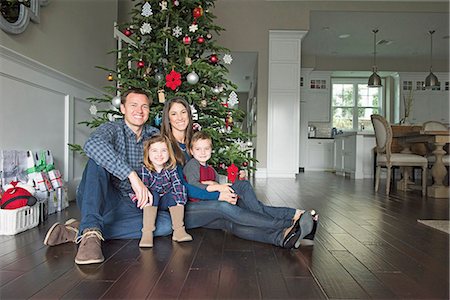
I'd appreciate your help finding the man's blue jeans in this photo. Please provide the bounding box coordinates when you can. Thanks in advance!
[77,159,294,246]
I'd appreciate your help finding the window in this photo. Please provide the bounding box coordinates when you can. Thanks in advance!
[332,79,381,131]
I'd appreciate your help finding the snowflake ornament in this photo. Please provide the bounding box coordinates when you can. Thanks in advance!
[140,22,152,34]
[189,23,198,33]
[89,104,98,116]
[141,2,153,17]
[223,54,233,64]
[228,91,239,107]
[172,26,182,37]
[159,1,167,10]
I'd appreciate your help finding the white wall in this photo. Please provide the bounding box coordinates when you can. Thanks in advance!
[0,46,103,199]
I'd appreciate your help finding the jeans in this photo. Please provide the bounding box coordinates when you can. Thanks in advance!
[77,159,172,239]
[77,160,294,246]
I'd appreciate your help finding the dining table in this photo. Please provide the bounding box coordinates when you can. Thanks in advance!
[392,126,450,198]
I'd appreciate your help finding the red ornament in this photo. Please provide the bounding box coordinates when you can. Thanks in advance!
[193,6,203,19]
[183,35,191,45]
[209,54,218,64]
[242,161,248,167]
[123,28,132,37]
[197,36,205,44]
[227,163,239,183]
[165,70,182,90]
[137,60,145,68]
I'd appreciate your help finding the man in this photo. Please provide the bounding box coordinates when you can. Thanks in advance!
[44,88,170,264]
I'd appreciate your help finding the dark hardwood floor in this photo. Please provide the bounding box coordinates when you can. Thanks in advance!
[1,172,448,299]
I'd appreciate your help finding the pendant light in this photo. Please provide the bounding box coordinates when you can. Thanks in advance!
[368,29,382,87]
[424,30,439,89]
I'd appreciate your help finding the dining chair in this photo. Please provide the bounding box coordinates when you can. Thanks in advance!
[371,114,428,195]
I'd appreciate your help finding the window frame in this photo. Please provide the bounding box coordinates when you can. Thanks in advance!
[331,78,383,131]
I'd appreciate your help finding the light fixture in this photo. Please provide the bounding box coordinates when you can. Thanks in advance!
[368,29,382,87]
[424,30,439,89]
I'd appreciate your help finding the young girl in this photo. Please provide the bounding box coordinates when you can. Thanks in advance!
[132,135,192,248]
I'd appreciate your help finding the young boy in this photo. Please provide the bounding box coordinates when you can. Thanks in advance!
[183,131,318,248]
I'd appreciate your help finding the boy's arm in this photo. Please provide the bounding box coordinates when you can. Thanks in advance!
[183,160,209,189]
[177,166,220,201]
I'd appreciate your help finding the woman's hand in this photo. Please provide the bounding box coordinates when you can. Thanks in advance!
[218,190,238,205]
[129,171,152,209]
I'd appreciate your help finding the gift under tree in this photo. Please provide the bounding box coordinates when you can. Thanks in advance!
[75,0,255,175]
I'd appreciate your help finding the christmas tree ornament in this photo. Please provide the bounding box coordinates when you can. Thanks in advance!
[196,36,205,44]
[242,161,248,167]
[173,0,179,6]
[192,122,202,131]
[89,104,98,116]
[137,60,145,68]
[228,91,239,106]
[193,6,204,19]
[200,99,207,107]
[189,23,198,33]
[141,2,153,17]
[206,33,213,40]
[159,1,167,10]
[123,28,132,37]
[186,71,199,85]
[111,95,121,108]
[158,89,166,103]
[209,54,218,64]
[185,56,192,66]
[165,70,181,90]
[140,22,152,34]
[154,113,162,126]
[172,25,182,37]
[107,73,114,81]
[212,86,221,94]
[145,67,152,75]
[155,72,164,81]
[223,54,233,64]
[190,105,199,120]
[183,35,191,45]
[227,163,239,183]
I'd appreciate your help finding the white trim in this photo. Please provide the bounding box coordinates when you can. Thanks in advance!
[255,168,267,178]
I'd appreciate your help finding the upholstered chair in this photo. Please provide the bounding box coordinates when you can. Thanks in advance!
[371,114,428,195]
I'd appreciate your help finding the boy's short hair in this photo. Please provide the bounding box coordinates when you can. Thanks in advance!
[190,131,212,148]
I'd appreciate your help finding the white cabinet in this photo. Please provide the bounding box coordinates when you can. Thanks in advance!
[334,133,375,179]
[301,71,331,122]
[306,139,334,171]
[399,73,449,124]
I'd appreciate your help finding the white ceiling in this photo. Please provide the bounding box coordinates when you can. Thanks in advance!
[302,11,449,60]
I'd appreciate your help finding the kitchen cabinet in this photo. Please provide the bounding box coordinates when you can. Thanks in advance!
[334,132,375,179]
[306,139,334,171]
[302,71,331,122]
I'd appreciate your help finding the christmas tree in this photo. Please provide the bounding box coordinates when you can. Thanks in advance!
[75,0,255,175]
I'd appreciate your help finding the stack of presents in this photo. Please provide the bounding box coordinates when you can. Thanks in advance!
[0,150,69,235]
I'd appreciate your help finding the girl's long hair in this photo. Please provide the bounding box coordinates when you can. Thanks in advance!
[143,135,177,172]
[161,97,193,166]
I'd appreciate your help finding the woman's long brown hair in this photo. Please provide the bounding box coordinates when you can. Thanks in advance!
[160,97,193,166]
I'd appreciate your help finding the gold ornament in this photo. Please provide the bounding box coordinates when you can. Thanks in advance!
[185,57,192,66]
[158,89,166,103]
[200,99,207,107]
[107,73,113,81]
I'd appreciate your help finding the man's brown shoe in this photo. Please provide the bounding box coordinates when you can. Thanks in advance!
[43,219,79,246]
[74,229,104,265]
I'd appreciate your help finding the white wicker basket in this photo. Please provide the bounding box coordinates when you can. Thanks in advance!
[0,205,40,235]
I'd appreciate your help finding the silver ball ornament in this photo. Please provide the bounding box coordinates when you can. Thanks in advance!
[155,73,164,82]
[186,71,199,85]
[212,86,221,94]
[111,95,121,108]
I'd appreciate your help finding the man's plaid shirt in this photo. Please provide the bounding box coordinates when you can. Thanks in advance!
[84,119,159,196]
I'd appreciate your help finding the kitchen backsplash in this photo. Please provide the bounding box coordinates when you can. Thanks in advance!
[309,122,332,138]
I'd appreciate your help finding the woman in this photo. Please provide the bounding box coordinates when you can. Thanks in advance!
[153,97,317,249]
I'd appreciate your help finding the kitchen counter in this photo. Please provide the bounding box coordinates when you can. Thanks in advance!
[308,137,334,139]
[333,131,375,138]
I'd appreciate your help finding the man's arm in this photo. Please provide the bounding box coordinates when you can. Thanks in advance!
[83,122,133,181]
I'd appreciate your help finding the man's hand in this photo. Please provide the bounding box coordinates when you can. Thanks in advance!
[129,171,152,209]
[218,191,238,205]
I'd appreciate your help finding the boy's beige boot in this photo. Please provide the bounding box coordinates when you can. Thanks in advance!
[139,205,158,248]
[169,205,193,242]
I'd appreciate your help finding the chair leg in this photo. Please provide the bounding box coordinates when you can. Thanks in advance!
[386,166,392,195]
[422,166,427,196]
[375,166,381,192]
